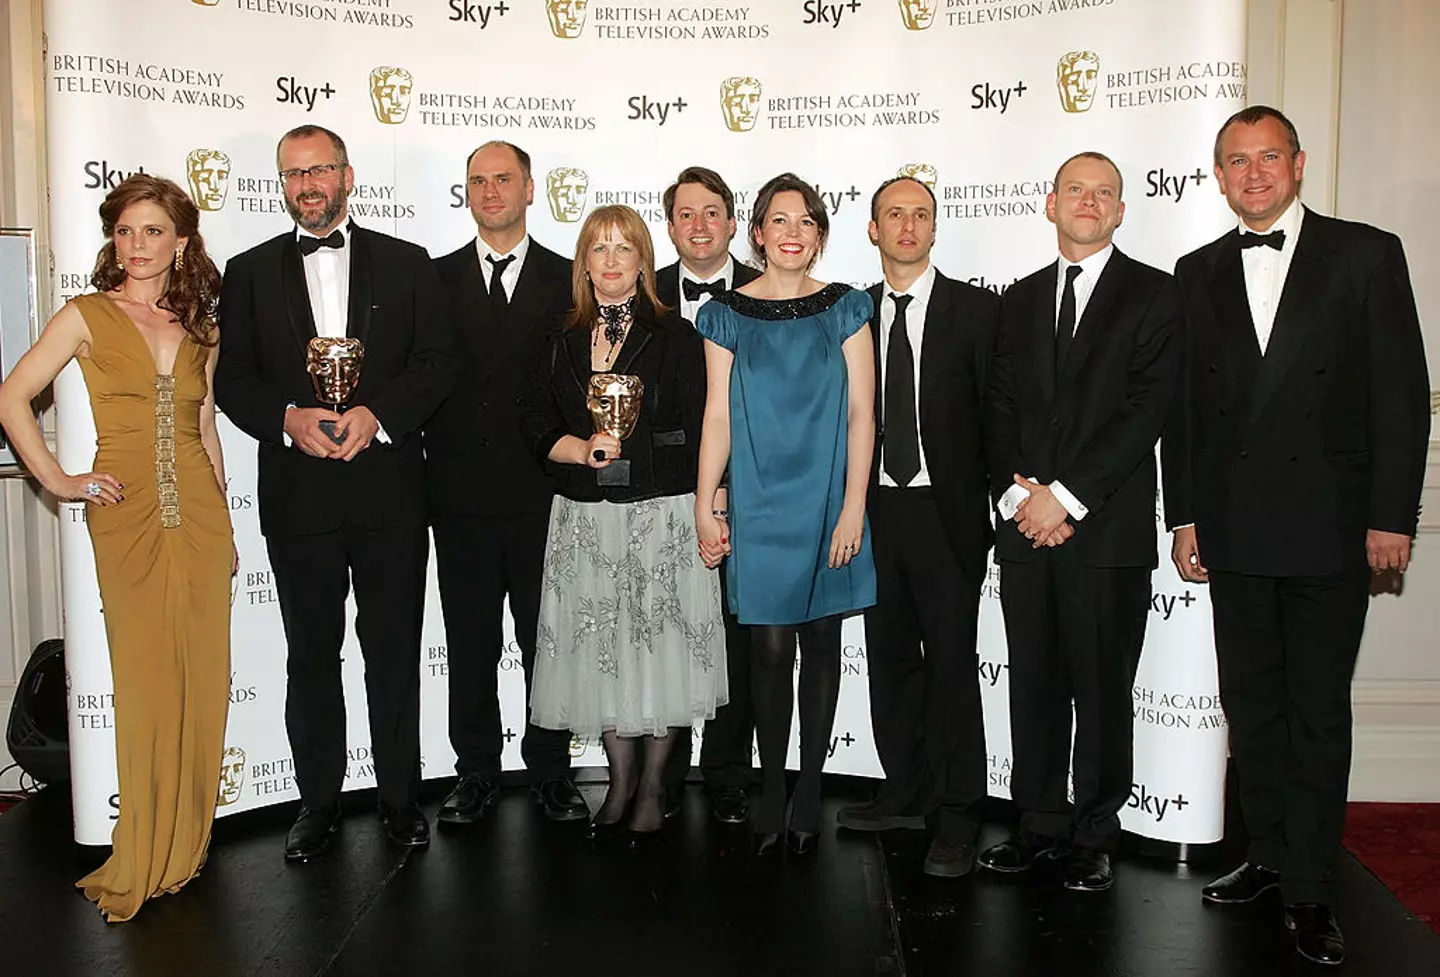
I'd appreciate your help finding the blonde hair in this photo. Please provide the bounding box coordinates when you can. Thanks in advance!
[566,205,669,328]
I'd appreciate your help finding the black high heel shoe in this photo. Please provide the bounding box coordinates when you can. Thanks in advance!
[787,829,818,856]
[753,831,783,856]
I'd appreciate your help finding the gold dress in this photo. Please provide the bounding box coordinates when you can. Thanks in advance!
[71,293,232,922]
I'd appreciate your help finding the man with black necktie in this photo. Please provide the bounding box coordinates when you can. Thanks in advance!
[832,176,998,878]
[979,151,1180,892]
[425,140,588,825]
[653,166,760,825]
[1164,106,1428,966]
[215,125,456,858]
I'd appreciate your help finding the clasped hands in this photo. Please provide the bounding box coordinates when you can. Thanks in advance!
[284,406,380,462]
[1012,474,1074,549]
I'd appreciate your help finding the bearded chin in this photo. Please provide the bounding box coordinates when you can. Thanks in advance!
[287,193,345,232]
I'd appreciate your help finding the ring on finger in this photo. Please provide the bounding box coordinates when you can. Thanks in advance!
[85,481,101,498]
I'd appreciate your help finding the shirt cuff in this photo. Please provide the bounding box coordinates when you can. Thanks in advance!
[283,403,295,448]
[998,482,1030,522]
[374,422,391,445]
[1171,523,1195,531]
[1050,480,1089,521]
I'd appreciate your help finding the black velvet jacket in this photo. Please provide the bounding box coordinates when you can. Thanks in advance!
[520,296,705,503]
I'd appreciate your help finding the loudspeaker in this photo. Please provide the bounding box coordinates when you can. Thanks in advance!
[6,638,69,784]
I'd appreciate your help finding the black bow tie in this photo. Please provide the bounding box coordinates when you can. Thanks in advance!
[298,230,344,256]
[682,278,725,302]
[1239,230,1285,251]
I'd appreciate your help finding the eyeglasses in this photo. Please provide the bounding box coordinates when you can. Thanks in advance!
[279,163,343,182]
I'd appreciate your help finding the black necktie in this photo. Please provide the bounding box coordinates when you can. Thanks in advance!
[884,293,920,487]
[297,230,343,256]
[486,254,515,305]
[1239,230,1285,251]
[1055,264,1082,383]
[682,278,726,302]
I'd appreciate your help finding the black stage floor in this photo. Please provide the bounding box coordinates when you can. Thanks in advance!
[0,777,1436,976]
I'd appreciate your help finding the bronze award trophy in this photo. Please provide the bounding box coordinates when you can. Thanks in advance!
[587,373,644,487]
[306,336,365,444]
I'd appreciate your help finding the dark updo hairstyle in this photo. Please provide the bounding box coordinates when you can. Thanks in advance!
[89,174,222,345]
[747,172,830,269]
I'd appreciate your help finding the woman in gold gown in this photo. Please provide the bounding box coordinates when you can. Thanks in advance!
[0,174,232,922]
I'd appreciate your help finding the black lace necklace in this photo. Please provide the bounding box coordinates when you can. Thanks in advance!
[594,297,634,356]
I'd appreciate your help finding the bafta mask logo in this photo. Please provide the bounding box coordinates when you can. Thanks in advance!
[896,0,938,30]
[191,0,221,5]
[546,0,589,38]
[719,76,762,133]
[369,66,413,125]
[568,734,588,758]
[896,162,938,189]
[185,148,231,212]
[217,745,246,806]
[1057,51,1101,113]
[545,167,590,223]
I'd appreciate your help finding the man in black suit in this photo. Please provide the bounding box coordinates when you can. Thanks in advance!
[1164,106,1429,966]
[979,152,1180,892]
[215,125,456,858]
[426,140,588,824]
[832,176,997,878]
[654,166,759,825]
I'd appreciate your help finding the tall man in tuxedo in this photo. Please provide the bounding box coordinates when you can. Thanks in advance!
[980,152,1180,892]
[833,176,998,878]
[215,125,456,858]
[1164,106,1429,966]
[426,141,588,824]
[654,166,760,825]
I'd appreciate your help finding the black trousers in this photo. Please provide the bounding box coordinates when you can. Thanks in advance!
[863,487,987,842]
[266,522,428,811]
[1209,568,1370,906]
[662,566,755,793]
[432,510,571,781]
[999,547,1150,852]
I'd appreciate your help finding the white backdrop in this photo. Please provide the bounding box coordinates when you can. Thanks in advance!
[44,0,1244,845]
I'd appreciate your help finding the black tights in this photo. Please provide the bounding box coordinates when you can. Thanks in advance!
[750,616,843,833]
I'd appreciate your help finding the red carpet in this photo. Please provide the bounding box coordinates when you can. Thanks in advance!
[1345,802,1440,934]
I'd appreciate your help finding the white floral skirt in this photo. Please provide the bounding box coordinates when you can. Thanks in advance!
[531,493,728,738]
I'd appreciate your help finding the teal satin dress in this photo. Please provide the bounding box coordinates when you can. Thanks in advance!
[696,283,876,625]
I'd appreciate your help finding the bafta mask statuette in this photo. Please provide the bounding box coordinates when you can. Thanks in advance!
[306,337,365,444]
[588,373,644,487]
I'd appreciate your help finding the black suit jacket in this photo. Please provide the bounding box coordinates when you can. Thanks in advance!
[655,256,761,321]
[1162,210,1429,576]
[424,238,572,518]
[985,248,1181,568]
[214,224,456,536]
[518,296,705,504]
[868,270,999,566]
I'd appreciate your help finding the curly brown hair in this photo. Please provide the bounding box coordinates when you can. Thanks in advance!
[89,174,222,346]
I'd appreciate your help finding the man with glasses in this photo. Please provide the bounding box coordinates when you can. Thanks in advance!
[216,124,456,860]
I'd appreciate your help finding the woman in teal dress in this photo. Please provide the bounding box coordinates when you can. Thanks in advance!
[694,173,876,855]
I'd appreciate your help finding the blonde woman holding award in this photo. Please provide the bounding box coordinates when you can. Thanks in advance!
[520,204,726,844]
[0,174,231,921]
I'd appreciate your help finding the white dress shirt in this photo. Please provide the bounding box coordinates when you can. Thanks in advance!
[679,256,735,325]
[999,244,1115,523]
[877,262,935,488]
[288,222,389,444]
[476,233,531,301]
[1239,198,1304,354]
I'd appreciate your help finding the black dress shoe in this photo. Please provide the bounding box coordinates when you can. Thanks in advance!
[1285,903,1345,965]
[437,774,499,824]
[923,837,977,878]
[977,834,1065,874]
[1062,849,1113,892]
[284,804,342,861]
[530,777,590,822]
[753,831,783,856]
[835,800,925,832]
[663,786,683,820]
[708,787,749,825]
[378,803,430,849]
[787,829,818,856]
[629,827,663,848]
[1201,862,1281,905]
[586,817,626,843]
